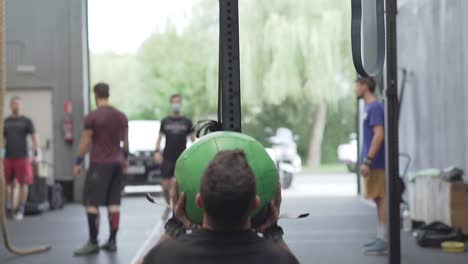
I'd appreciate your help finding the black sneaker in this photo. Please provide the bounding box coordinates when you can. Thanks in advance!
[101,240,117,252]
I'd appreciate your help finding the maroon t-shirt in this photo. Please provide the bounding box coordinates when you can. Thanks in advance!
[84,106,128,164]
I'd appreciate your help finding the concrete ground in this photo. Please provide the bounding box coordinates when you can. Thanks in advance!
[1,172,466,264]
[0,196,164,264]
[282,174,467,264]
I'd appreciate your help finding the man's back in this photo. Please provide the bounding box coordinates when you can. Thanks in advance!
[85,106,128,163]
[143,229,299,264]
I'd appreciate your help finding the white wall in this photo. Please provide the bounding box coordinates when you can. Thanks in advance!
[397,0,468,176]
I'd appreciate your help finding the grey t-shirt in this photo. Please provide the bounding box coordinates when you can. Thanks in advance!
[4,116,35,159]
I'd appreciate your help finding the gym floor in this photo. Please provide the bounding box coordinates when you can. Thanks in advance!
[0,173,466,264]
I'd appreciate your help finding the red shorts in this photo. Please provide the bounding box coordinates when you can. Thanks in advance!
[4,158,33,185]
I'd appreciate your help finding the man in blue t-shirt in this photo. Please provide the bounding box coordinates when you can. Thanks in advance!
[355,77,387,256]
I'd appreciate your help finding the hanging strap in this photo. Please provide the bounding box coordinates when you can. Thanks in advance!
[351,0,386,77]
[194,120,222,138]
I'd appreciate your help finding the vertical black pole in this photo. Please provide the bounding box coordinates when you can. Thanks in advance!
[219,0,242,132]
[385,0,401,264]
[85,0,91,113]
[356,100,361,195]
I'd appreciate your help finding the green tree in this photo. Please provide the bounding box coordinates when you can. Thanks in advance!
[135,1,219,121]
[90,0,357,166]
[238,0,355,166]
[90,53,144,118]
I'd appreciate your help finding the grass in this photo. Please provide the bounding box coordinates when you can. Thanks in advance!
[303,163,349,174]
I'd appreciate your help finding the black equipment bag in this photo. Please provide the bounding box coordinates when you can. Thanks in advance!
[416,222,464,248]
[24,202,50,216]
[25,176,50,215]
[48,183,65,210]
[441,166,464,183]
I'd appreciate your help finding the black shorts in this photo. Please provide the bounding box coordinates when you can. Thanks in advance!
[83,163,123,207]
[161,159,177,179]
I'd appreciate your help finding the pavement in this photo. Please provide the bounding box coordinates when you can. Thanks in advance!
[0,172,466,264]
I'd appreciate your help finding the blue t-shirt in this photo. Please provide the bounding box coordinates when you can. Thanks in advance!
[362,101,385,169]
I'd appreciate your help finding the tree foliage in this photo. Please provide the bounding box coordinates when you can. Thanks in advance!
[90,0,357,164]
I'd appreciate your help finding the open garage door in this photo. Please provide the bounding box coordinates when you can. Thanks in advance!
[4,86,55,178]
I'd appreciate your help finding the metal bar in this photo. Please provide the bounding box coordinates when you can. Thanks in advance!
[84,0,91,113]
[384,0,401,264]
[218,0,241,132]
[356,99,361,195]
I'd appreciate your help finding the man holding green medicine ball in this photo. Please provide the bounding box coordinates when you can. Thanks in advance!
[143,136,298,263]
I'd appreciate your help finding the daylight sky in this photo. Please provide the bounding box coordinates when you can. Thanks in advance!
[88,0,198,54]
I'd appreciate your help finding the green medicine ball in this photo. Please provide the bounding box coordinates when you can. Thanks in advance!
[175,131,279,225]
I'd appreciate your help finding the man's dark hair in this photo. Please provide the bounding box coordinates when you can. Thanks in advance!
[200,150,256,230]
[356,77,376,93]
[94,82,110,99]
[170,94,182,102]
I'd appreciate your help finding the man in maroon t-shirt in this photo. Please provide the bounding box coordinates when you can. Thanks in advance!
[73,83,129,256]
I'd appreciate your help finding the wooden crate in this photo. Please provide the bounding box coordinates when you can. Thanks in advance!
[445,183,468,233]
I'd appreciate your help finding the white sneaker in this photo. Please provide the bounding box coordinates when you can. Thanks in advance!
[363,239,388,256]
[362,237,379,248]
[14,211,24,221]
